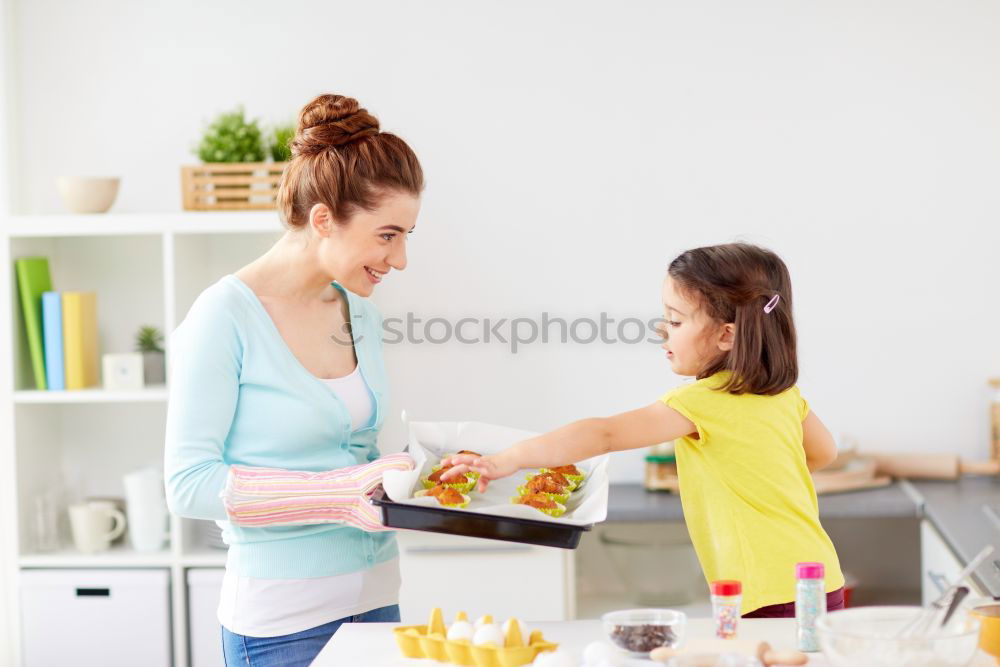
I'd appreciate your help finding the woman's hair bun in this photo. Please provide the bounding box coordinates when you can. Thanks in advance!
[291,94,380,156]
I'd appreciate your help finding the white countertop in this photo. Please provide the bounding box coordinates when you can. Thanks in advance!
[312,617,994,666]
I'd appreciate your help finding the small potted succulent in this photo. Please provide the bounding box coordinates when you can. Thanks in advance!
[135,325,165,385]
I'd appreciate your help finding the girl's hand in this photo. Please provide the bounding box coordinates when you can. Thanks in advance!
[440,451,520,492]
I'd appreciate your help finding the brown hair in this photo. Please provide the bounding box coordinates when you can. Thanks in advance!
[277,94,424,229]
[667,242,797,395]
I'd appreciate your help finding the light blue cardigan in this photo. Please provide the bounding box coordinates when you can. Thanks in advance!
[164,275,396,578]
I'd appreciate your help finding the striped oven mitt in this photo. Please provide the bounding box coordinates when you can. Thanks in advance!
[222,453,414,532]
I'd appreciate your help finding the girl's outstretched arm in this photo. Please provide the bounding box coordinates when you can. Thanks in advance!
[442,403,696,491]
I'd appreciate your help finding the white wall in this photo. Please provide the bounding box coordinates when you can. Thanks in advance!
[10,0,1000,481]
[0,0,19,655]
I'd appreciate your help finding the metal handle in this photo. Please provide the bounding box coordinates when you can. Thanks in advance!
[75,588,110,597]
[405,545,533,555]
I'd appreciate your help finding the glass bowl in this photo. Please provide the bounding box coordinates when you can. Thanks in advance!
[601,608,686,656]
[816,606,980,667]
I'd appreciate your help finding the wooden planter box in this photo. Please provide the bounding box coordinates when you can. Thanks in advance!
[180,162,288,211]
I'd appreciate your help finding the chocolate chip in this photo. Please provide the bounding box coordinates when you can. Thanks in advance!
[609,623,677,652]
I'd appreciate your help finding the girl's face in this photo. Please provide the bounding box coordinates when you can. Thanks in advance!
[660,276,735,376]
[310,190,420,297]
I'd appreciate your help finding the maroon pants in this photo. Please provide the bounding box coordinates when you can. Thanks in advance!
[742,587,845,619]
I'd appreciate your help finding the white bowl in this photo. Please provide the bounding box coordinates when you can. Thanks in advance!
[816,606,980,667]
[56,176,120,213]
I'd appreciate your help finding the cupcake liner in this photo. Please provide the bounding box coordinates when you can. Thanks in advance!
[415,489,472,508]
[421,465,479,493]
[509,496,566,517]
[516,485,569,505]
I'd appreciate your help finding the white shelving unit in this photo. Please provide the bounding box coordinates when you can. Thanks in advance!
[0,211,283,667]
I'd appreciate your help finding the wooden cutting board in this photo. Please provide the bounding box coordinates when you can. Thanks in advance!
[811,457,893,494]
[646,458,891,495]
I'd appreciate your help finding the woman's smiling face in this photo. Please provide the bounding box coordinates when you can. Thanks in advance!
[659,275,734,376]
[311,190,421,297]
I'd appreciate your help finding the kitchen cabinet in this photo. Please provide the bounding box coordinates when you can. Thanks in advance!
[187,568,225,667]
[921,519,986,604]
[20,568,171,667]
[397,530,573,623]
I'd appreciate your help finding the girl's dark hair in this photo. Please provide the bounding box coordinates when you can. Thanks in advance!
[277,94,424,228]
[668,242,797,395]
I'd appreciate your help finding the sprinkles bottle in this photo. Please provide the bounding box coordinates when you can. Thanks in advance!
[795,562,826,651]
[710,580,742,639]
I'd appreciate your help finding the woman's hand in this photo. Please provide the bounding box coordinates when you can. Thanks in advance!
[440,450,521,492]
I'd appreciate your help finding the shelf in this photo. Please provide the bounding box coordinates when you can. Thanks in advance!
[14,385,168,404]
[19,545,173,568]
[18,546,228,569]
[181,549,228,568]
[4,212,282,238]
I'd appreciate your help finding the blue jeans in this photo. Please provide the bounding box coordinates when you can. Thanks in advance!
[221,604,400,667]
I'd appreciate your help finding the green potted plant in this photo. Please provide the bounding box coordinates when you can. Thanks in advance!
[181,106,285,211]
[135,325,165,385]
[269,123,295,163]
[195,107,266,163]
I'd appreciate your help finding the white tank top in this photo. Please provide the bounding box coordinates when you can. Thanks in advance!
[321,364,375,431]
[217,365,397,637]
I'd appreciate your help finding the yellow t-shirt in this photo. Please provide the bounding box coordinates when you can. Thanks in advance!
[660,371,844,614]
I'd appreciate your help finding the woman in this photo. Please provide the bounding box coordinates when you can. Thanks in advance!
[164,93,422,666]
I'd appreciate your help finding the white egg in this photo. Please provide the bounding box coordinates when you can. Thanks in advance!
[472,623,504,646]
[446,620,474,641]
[582,641,619,665]
[473,615,491,631]
[533,649,575,667]
[502,617,530,641]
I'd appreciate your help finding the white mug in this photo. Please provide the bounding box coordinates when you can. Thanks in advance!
[123,467,169,552]
[69,502,126,554]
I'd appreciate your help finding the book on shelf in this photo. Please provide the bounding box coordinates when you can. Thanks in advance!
[62,291,99,390]
[41,291,65,391]
[14,257,53,390]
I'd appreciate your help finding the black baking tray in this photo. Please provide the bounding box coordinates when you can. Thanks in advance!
[370,484,593,549]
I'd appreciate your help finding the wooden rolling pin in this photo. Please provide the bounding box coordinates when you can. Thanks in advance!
[650,639,807,666]
[869,454,1000,480]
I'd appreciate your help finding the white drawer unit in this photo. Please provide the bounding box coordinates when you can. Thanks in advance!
[20,568,171,667]
[187,568,225,667]
[920,520,986,605]
[397,531,573,624]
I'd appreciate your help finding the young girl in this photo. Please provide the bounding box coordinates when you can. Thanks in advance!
[443,242,845,617]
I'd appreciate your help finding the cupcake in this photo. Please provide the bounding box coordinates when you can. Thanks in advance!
[540,464,585,488]
[524,469,576,491]
[420,465,478,493]
[415,484,471,508]
[517,472,571,504]
[511,492,566,517]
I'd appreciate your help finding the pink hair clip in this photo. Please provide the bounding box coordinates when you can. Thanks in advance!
[763,294,780,314]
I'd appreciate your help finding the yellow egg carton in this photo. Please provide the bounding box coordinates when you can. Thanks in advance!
[393,608,558,667]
